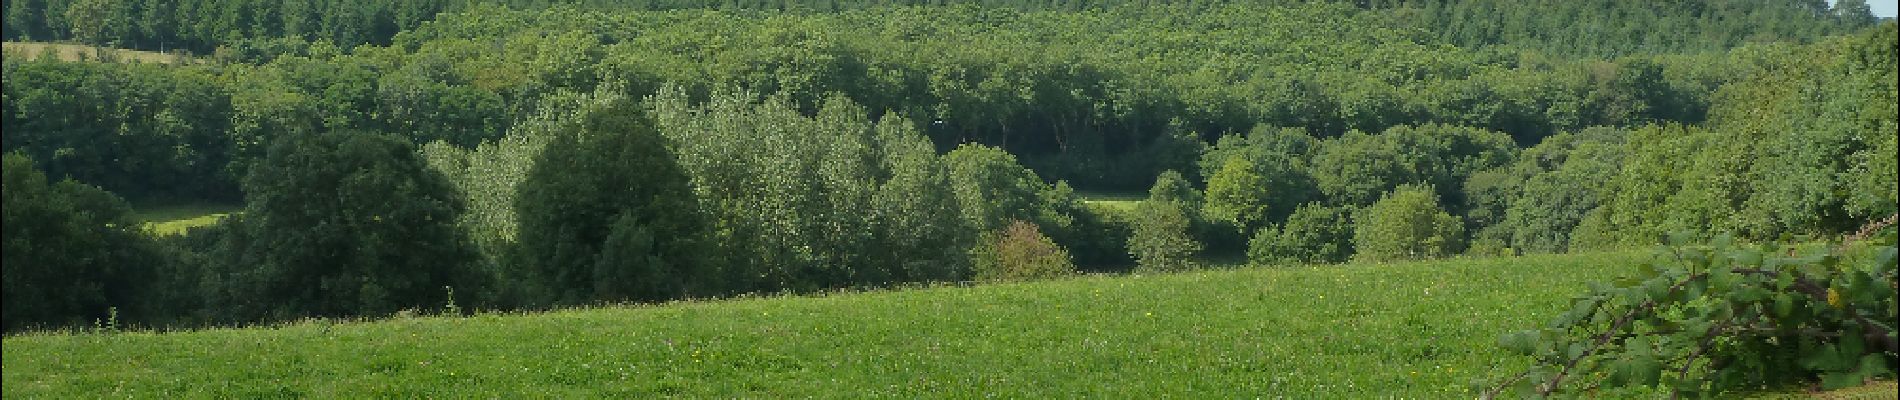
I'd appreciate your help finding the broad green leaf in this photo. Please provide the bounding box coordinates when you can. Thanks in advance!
[1730,249,1762,267]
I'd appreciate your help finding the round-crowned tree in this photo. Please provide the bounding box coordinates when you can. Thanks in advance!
[513,99,711,305]
[944,143,1050,235]
[212,131,483,320]
[1,153,162,331]
[1353,185,1465,262]
[1203,157,1271,235]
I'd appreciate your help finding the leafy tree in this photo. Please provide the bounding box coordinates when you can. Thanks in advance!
[1202,157,1271,234]
[869,114,973,282]
[203,131,481,321]
[1488,235,1898,397]
[1309,124,1516,209]
[1353,184,1464,262]
[1198,125,1321,224]
[1500,128,1627,253]
[945,143,1052,234]
[420,88,633,302]
[513,98,711,305]
[63,0,130,45]
[1248,203,1355,265]
[1,153,163,331]
[1128,170,1202,272]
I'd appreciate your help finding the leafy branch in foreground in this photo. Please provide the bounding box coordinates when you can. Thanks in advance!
[1484,217,1899,398]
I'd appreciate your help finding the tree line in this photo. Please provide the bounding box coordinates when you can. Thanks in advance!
[5,3,1830,199]
[4,0,1876,58]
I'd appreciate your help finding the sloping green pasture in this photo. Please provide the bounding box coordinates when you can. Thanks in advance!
[3,251,1658,397]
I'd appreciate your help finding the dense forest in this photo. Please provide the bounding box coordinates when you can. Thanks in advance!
[2,0,1894,348]
[2,0,1880,57]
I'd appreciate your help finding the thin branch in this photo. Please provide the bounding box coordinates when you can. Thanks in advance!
[1668,320,1730,400]
[1480,369,1534,400]
[1536,270,1706,396]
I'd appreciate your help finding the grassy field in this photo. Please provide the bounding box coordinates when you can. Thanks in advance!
[135,204,239,236]
[1078,190,1144,213]
[5,251,1666,397]
[2,42,185,63]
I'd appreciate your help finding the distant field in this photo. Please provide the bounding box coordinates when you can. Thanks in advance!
[1078,191,1144,212]
[136,204,238,236]
[5,251,1660,397]
[2,42,185,63]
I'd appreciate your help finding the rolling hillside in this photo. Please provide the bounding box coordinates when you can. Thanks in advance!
[5,251,1648,397]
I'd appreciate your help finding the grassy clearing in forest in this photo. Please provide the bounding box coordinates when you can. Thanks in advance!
[2,42,185,64]
[1078,191,1145,213]
[135,204,238,236]
[5,251,1656,397]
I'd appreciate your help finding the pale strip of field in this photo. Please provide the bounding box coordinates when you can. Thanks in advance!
[2,42,184,64]
[136,204,240,236]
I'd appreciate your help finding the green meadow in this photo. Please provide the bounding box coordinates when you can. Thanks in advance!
[135,204,239,236]
[5,251,1644,398]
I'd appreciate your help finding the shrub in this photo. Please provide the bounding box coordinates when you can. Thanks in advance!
[1463,238,1515,258]
[1129,171,1203,272]
[971,220,1076,282]
[1248,203,1355,265]
[1353,185,1465,262]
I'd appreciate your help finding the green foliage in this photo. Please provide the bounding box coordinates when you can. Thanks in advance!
[1487,235,1899,398]
[1,153,164,331]
[869,114,976,282]
[513,97,710,305]
[945,143,1052,235]
[652,86,981,292]
[1353,185,1465,262]
[1,56,238,202]
[1202,157,1271,234]
[3,0,1874,59]
[1146,170,1200,207]
[1309,124,1516,209]
[1383,0,1876,59]
[1842,24,1898,220]
[0,0,1891,333]
[971,220,1076,282]
[1198,125,1320,220]
[378,3,1774,187]
[421,88,626,271]
[1248,203,1355,266]
[1128,170,1203,272]
[205,131,481,321]
[1582,25,1898,245]
[1733,23,1898,237]
[1479,127,1628,254]
[1463,238,1514,258]
[1035,181,1135,271]
[63,0,130,46]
